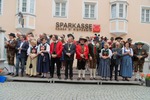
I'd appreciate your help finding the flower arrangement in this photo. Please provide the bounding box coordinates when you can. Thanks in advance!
[145,74,150,80]
[141,73,150,87]
[140,73,150,80]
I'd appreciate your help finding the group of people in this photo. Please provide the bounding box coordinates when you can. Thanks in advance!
[5,32,148,81]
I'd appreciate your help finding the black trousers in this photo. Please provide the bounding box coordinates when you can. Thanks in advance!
[77,59,86,70]
[110,60,119,80]
[50,57,61,77]
[65,60,74,78]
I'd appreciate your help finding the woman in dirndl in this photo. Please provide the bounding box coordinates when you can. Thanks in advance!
[26,39,38,77]
[98,43,112,80]
[120,42,133,81]
[37,38,50,78]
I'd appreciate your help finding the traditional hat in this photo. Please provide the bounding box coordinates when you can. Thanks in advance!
[9,33,16,38]
[135,42,144,45]
[67,34,75,39]
[127,38,132,41]
[104,37,108,41]
[79,36,87,42]
[115,37,123,40]
[110,37,114,40]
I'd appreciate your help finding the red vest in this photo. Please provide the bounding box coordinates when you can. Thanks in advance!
[76,44,89,60]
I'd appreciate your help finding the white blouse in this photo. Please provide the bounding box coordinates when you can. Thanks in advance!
[122,47,133,56]
[37,43,50,54]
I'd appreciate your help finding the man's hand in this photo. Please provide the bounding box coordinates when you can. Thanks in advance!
[18,48,22,50]
[52,54,57,58]
[89,56,92,60]
[113,52,117,55]
[41,53,44,56]
[137,56,143,59]
[80,54,84,58]
[66,53,71,57]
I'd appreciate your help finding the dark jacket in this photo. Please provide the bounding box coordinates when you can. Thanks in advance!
[16,41,29,58]
[133,48,148,64]
[111,48,122,65]
[5,39,17,57]
[63,43,76,60]
[88,43,98,58]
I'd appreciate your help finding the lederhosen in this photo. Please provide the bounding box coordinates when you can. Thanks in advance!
[89,45,97,69]
[134,49,145,72]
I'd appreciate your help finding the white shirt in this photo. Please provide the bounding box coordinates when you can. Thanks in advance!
[122,47,133,56]
[19,41,24,53]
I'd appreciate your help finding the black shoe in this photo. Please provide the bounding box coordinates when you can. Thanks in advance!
[70,77,73,80]
[93,78,97,80]
[134,78,138,81]
[125,78,129,81]
[49,76,53,79]
[58,76,61,79]
[110,78,112,81]
[64,77,68,80]
[122,78,125,81]
[115,79,119,81]
[21,73,24,77]
[82,78,86,80]
[14,74,18,77]
[139,79,142,82]
[41,76,46,78]
[7,73,11,75]
[77,77,81,80]
[90,78,93,80]
[11,73,14,76]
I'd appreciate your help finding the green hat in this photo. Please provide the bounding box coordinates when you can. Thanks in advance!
[135,42,144,45]
[127,38,132,41]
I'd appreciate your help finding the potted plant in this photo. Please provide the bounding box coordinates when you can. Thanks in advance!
[145,74,150,87]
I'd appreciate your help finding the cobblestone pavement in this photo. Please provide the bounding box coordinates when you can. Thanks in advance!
[0,82,150,100]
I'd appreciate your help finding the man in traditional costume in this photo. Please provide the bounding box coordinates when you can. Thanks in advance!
[76,36,89,80]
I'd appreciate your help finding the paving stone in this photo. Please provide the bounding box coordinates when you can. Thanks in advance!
[0,82,150,100]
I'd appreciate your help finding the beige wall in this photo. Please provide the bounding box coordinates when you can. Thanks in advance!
[0,0,150,46]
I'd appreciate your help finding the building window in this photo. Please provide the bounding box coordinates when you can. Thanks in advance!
[111,3,127,19]
[141,7,150,23]
[0,0,3,15]
[119,4,124,18]
[54,2,67,17]
[19,0,35,14]
[84,3,96,19]
[111,4,116,18]
[30,0,35,14]
[22,0,27,12]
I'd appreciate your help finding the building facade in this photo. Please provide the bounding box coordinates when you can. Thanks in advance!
[0,0,150,73]
[0,0,150,47]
